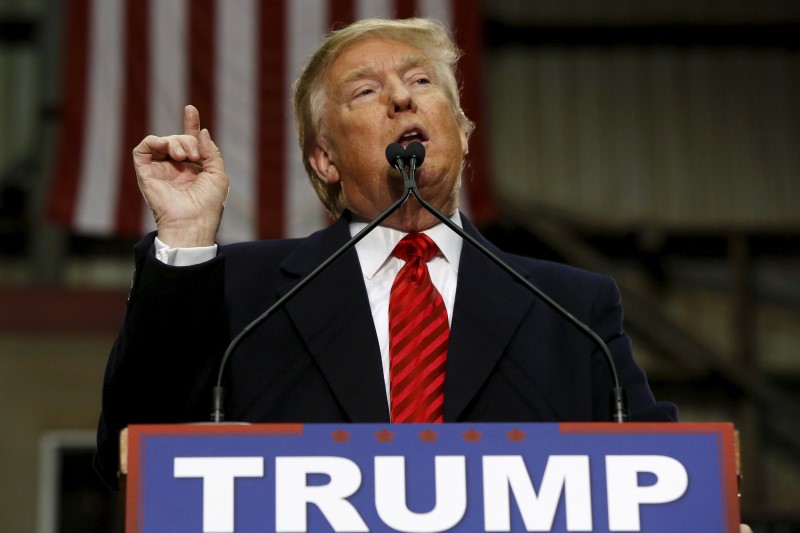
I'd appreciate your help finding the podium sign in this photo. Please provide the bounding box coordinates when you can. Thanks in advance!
[124,422,739,532]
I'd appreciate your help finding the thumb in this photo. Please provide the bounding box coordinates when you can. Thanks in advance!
[198,128,226,175]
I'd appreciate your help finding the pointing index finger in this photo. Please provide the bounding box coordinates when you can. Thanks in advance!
[183,104,201,138]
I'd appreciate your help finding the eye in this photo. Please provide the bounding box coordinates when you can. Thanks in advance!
[351,86,376,100]
[412,76,431,86]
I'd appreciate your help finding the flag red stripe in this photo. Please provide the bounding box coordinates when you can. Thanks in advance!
[115,0,150,236]
[256,0,286,239]
[329,0,355,29]
[394,0,417,19]
[189,0,217,134]
[47,0,91,226]
[452,0,498,225]
[394,0,416,19]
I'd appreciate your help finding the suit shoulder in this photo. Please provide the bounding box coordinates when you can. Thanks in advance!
[499,252,621,311]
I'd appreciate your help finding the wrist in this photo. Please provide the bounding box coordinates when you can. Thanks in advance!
[156,221,219,248]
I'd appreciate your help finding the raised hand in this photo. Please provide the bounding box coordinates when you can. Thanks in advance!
[133,105,229,247]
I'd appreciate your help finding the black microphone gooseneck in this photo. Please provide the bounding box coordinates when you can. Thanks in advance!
[401,141,628,422]
[405,140,425,186]
[210,143,414,422]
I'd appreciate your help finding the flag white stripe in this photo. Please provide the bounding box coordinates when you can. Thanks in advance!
[216,0,258,243]
[76,0,124,234]
[286,0,328,237]
[144,0,188,234]
[357,0,393,19]
[418,0,450,26]
[150,0,187,137]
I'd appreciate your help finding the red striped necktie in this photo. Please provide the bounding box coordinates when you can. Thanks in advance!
[389,232,449,423]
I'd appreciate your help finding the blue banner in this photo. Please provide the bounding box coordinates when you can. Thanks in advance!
[126,422,739,533]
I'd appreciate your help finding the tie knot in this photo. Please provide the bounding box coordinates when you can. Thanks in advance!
[392,232,440,263]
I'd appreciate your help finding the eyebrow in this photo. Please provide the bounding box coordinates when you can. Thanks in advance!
[334,54,433,96]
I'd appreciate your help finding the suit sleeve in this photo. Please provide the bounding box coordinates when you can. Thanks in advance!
[589,275,678,422]
[94,233,228,489]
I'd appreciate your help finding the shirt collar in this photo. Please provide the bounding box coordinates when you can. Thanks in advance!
[350,212,464,280]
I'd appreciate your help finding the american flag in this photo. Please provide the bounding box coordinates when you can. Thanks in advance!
[47,0,496,242]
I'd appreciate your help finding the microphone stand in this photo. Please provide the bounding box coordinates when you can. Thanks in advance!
[211,141,627,423]
[401,143,629,423]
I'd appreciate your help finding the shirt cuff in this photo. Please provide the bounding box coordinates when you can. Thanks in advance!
[154,236,218,266]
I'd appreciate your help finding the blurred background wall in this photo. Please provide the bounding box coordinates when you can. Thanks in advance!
[1,0,799,531]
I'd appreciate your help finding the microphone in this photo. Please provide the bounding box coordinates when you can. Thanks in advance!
[406,140,425,167]
[396,142,629,422]
[385,143,406,170]
[385,141,425,189]
[406,141,424,189]
[210,144,415,422]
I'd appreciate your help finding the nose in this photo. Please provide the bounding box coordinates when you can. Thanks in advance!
[387,79,416,117]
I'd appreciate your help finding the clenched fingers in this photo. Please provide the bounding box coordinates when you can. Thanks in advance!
[134,134,202,163]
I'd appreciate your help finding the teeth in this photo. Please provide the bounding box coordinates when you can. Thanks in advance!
[401,130,418,139]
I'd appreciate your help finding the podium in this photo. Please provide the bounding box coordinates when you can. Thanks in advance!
[120,422,740,532]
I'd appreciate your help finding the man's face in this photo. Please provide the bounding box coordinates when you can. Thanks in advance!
[309,37,469,230]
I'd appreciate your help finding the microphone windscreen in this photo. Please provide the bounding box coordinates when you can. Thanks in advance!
[385,143,406,167]
[406,141,425,167]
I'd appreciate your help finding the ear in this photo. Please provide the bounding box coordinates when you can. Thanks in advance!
[308,139,340,185]
[460,126,469,156]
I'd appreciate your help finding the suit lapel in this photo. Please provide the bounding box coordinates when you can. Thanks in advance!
[444,218,538,421]
[278,217,390,422]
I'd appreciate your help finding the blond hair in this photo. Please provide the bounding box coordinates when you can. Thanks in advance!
[292,18,474,217]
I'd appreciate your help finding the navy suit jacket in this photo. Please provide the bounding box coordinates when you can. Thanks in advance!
[95,213,675,488]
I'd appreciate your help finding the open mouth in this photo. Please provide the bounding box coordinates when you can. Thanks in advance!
[395,126,429,148]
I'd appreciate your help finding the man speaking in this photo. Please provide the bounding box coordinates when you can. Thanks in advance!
[95,18,675,490]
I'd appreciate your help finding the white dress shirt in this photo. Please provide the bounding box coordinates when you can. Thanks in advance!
[154,212,464,403]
